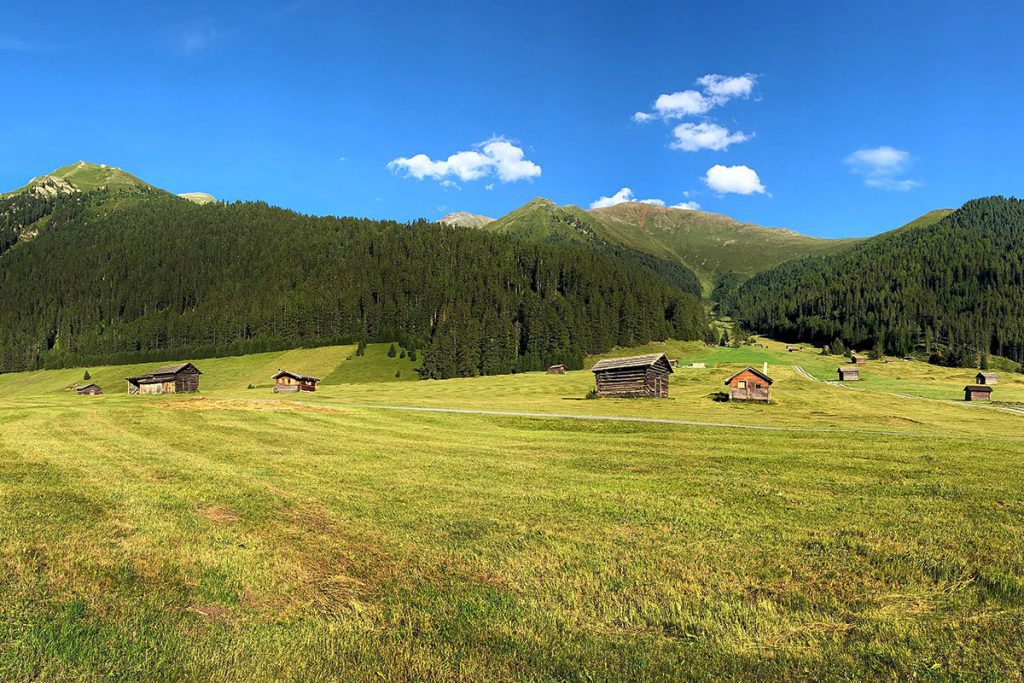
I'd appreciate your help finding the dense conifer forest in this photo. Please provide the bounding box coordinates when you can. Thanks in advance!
[732,197,1024,365]
[0,190,707,376]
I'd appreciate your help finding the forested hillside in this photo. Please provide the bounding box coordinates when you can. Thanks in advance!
[0,188,707,376]
[732,197,1024,365]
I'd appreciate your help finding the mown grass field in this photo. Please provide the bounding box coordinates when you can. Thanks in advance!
[2,341,1023,680]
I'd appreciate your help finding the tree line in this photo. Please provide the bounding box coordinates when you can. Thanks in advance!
[731,196,1024,366]
[0,190,707,376]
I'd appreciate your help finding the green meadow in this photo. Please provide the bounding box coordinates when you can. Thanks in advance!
[2,341,1023,680]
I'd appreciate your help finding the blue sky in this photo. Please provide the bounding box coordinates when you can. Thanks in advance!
[2,1,1021,237]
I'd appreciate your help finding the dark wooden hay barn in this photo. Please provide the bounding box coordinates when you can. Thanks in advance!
[964,385,992,401]
[837,366,860,381]
[850,355,867,364]
[590,353,673,398]
[546,364,566,375]
[976,372,999,385]
[127,363,201,395]
[272,369,320,392]
[76,384,103,396]
[724,367,773,402]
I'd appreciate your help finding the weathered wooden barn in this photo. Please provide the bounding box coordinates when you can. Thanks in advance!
[127,363,202,395]
[837,366,860,381]
[850,355,867,364]
[724,367,773,402]
[964,385,993,401]
[76,384,103,396]
[272,369,320,392]
[976,372,999,385]
[590,353,673,398]
[546,364,566,375]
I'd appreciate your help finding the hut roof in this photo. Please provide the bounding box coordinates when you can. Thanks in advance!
[76,383,102,391]
[964,384,993,392]
[839,366,860,372]
[127,362,202,384]
[591,353,673,374]
[977,372,999,379]
[272,369,320,382]
[723,367,774,386]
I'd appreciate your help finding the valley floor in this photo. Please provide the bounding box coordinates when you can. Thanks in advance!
[1,340,1023,680]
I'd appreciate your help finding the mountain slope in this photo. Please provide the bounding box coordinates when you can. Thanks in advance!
[440,211,493,228]
[479,198,861,296]
[2,161,154,197]
[733,196,1024,364]
[0,167,706,375]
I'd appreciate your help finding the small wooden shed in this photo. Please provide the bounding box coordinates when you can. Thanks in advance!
[76,383,103,396]
[590,353,673,398]
[850,354,867,364]
[272,369,320,392]
[837,366,860,381]
[724,367,773,402]
[964,385,993,401]
[976,372,999,385]
[546,364,566,375]
[127,363,201,395]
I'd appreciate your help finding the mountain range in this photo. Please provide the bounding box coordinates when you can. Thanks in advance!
[445,197,951,296]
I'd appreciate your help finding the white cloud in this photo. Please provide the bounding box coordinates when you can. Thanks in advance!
[653,90,713,119]
[845,146,921,191]
[179,27,221,55]
[388,137,541,185]
[696,73,757,102]
[590,188,702,210]
[635,73,758,123]
[703,165,766,195]
[671,122,752,152]
[484,183,495,191]
[589,187,668,209]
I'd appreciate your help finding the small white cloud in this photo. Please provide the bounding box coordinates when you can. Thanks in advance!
[670,201,701,210]
[696,73,757,103]
[671,122,752,152]
[634,73,758,123]
[338,155,346,162]
[484,183,495,191]
[590,187,666,209]
[653,90,713,119]
[845,146,920,191]
[439,179,460,190]
[388,136,541,186]
[703,165,766,195]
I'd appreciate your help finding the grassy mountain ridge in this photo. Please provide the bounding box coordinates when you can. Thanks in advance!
[479,197,862,295]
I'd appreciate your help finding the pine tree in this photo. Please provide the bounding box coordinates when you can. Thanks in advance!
[83,370,91,381]
[387,343,397,358]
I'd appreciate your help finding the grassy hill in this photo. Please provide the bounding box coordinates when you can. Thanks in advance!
[480,198,861,295]
[1,340,1023,678]
[2,161,154,198]
[439,211,493,228]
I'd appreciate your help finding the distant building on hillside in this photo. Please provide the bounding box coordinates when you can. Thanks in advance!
[590,353,673,398]
[724,367,773,402]
[976,372,999,385]
[127,363,201,395]
[272,369,320,392]
[850,354,867,364]
[546,364,566,375]
[75,384,103,396]
[837,367,861,381]
[689,362,706,369]
[964,385,993,402]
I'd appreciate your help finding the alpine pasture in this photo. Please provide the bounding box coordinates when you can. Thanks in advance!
[2,341,1023,680]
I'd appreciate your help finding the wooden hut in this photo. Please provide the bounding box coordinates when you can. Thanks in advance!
[976,372,999,385]
[127,363,201,395]
[546,364,566,375]
[723,367,773,402]
[590,353,673,398]
[850,354,867,364]
[272,369,320,392]
[964,385,993,401]
[75,384,103,396]
[837,366,860,381]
